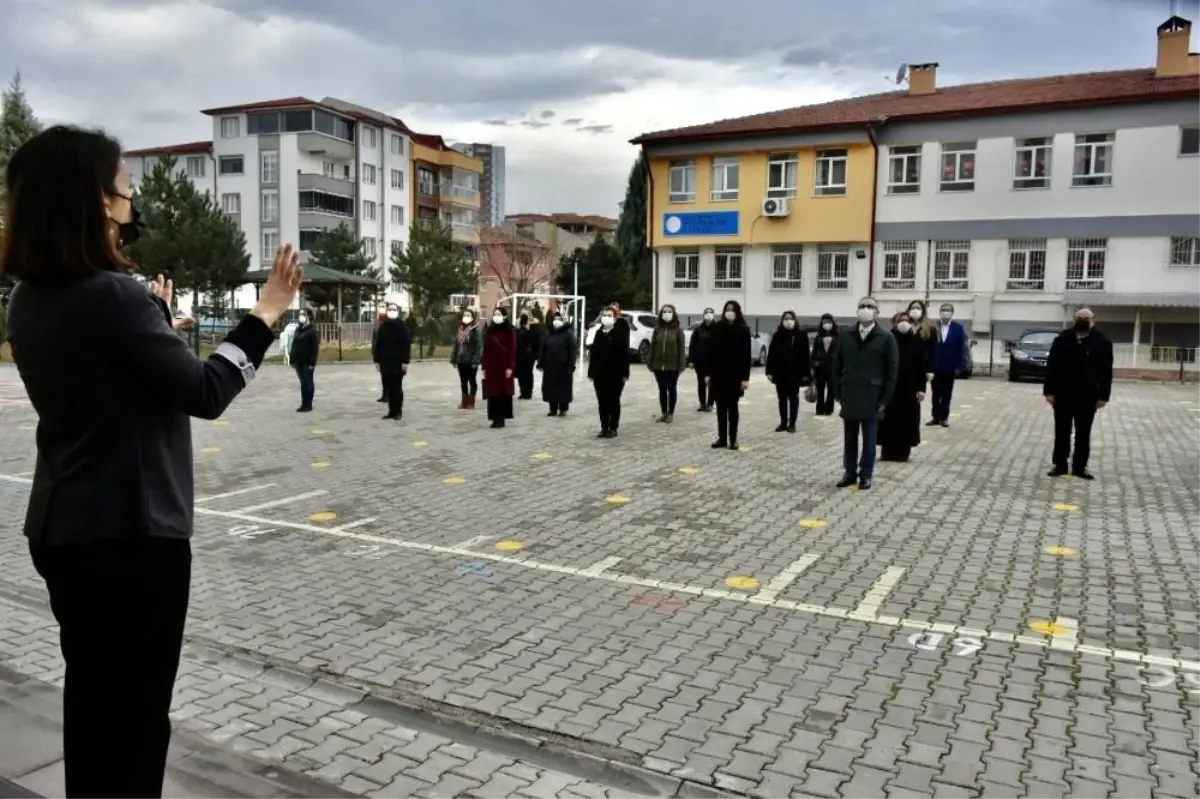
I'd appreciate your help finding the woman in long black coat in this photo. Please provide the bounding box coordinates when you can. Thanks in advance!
[765,310,811,433]
[707,300,751,450]
[537,311,577,416]
[879,310,927,462]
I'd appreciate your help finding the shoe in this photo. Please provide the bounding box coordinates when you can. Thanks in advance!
[787,425,796,434]
[697,406,707,412]
[656,415,667,423]
[711,439,728,449]
[490,420,504,429]
[611,428,619,437]
[858,478,873,490]
[775,424,787,432]
[457,395,467,409]
[939,420,949,428]
[728,442,739,451]
[559,410,568,417]
[547,410,558,417]
[382,413,396,420]
[597,429,609,438]
[465,396,476,410]
[707,403,715,412]
[377,396,387,403]
[1047,466,1068,477]
[836,475,857,488]
[664,414,673,423]
[296,406,312,413]
[925,419,940,427]
[1071,469,1095,480]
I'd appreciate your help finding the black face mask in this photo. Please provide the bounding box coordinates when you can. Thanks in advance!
[116,196,143,246]
[1073,319,1091,334]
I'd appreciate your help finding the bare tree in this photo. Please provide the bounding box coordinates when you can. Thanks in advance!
[478,227,557,314]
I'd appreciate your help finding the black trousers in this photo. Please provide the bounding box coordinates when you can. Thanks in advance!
[775,384,800,425]
[517,360,535,398]
[31,537,191,799]
[695,369,711,408]
[713,384,741,442]
[383,370,405,418]
[930,372,956,421]
[457,363,478,398]
[654,370,680,414]
[549,400,570,413]
[378,369,388,400]
[1052,403,1097,472]
[814,372,834,415]
[595,378,625,430]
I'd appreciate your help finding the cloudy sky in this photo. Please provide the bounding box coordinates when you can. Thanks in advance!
[3,0,1195,217]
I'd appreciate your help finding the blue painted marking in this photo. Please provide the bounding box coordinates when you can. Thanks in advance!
[456,561,494,578]
[662,211,740,237]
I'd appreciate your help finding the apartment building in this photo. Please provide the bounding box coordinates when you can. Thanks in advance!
[411,134,484,254]
[125,140,216,194]
[631,14,1200,356]
[451,142,506,227]
[499,215,595,262]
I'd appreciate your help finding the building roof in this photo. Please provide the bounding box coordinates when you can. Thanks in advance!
[242,263,382,287]
[1064,291,1200,309]
[479,227,550,249]
[507,213,617,230]
[631,68,1200,144]
[124,140,213,157]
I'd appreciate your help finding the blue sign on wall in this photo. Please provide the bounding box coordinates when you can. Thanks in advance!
[662,211,740,237]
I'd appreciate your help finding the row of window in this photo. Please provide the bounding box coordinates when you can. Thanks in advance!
[669,236,1200,292]
[206,151,407,191]
[666,125,1200,203]
[220,112,407,156]
[218,190,406,226]
[260,228,396,263]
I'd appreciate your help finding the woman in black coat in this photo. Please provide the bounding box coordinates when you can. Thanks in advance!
[707,300,751,450]
[374,303,411,421]
[587,304,629,437]
[879,310,927,462]
[516,313,540,400]
[537,311,577,416]
[810,312,838,416]
[765,310,811,433]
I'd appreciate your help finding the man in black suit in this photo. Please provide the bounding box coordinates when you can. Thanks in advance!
[1044,307,1113,480]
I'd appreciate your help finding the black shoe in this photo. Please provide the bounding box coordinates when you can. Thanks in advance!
[711,439,728,449]
[490,420,504,428]
[296,406,312,413]
[611,428,618,437]
[775,424,787,432]
[697,406,707,412]
[728,442,739,451]
[559,410,568,417]
[836,475,857,488]
[787,425,796,434]
[382,413,396,420]
[925,419,940,427]
[1071,469,1095,480]
[376,397,387,403]
[547,410,559,417]
[597,429,609,438]
[1047,466,1068,477]
[858,478,873,490]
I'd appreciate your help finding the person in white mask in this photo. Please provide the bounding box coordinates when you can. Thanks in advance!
[289,308,320,412]
[481,307,517,428]
[374,304,411,421]
[587,304,629,437]
[688,307,717,411]
[706,301,752,449]
[765,310,812,433]
[451,309,483,409]
[536,311,577,416]
[810,312,839,416]
[927,302,969,428]
[878,311,927,462]
[647,304,686,422]
[831,296,898,489]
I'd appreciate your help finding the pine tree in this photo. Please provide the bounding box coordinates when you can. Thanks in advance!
[0,71,42,187]
[615,152,652,307]
[390,220,478,325]
[555,236,629,320]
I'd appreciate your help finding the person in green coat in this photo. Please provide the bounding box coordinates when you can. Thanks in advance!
[451,309,484,409]
[647,303,686,422]
[832,296,898,490]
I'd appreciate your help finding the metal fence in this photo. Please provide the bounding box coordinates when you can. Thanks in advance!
[185,318,461,362]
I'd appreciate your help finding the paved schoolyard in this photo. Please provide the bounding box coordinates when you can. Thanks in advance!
[0,361,1197,798]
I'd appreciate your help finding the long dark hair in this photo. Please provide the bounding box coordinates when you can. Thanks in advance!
[0,126,133,284]
[721,300,747,328]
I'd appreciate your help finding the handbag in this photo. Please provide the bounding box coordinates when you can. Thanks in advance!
[804,385,817,404]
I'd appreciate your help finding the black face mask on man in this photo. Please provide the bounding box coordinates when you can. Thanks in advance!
[114,193,143,246]
[1073,318,1092,335]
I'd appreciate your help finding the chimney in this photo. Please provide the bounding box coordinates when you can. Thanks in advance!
[908,63,938,95]
[1156,15,1199,77]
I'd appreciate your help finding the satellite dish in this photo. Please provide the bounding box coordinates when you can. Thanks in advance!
[894,64,909,85]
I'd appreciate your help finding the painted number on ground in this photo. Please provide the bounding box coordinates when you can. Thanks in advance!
[228,524,275,539]
[344,544,387,560]
[1138,666,1200,694]
[908,632,983,657]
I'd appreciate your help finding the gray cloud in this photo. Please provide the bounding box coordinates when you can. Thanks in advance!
[562,118,584,125]
[539,110,555,119]
[481,118,511,126]
[577,124,614,135]
[519,120,551,129]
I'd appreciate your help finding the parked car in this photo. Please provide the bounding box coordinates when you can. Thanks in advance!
[1007,329,1059,382]
[584,310,658,362]
[683,323,770,366]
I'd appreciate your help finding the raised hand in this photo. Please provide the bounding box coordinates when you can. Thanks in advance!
[148,274,173,305]
[251,245,303,327]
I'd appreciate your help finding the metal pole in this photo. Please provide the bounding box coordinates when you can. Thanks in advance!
[337,284,344,362]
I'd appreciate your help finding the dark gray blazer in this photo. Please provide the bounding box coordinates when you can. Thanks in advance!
[832,324,899,422]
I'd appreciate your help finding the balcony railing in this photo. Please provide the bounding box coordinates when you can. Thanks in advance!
[451,222,478,238]
[418,182,438,197]
[441,184,480,202]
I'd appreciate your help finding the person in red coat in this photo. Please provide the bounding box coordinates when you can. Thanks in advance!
[481,307,517,428]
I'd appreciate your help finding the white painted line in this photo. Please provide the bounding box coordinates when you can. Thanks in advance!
[1050,616,1080,652]
[752,554,820,604]
[581,556,623,577]
[332,518,376,532]
[852,567,906,618]
[196,484,277,504]
[13,471,33,478]
[0,472,1195,672]
[457,535,492,549]
[234,490,327,513]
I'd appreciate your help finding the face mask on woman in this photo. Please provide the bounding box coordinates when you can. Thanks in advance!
[909,308,923,320]
[298,315,308,326]
[783,319,795,330]
[386,309,399,320]
[661,311,674,322]
[822,322,833,331]
[896,321,912,334]
[492,314,504,325]
[552,319,564,329]
[723,310,736,322]
[600,315,615,328]
[462,314,473,325]
[703,312,714,323]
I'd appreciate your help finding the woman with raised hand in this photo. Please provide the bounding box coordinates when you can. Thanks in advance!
[1,125,302,798]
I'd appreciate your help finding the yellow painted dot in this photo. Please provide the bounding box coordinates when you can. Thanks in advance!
[212,420,230,427]
[443,476,467,485]
[311,429,329,436]
[311,461,331,469]
[949,413,962,419]
[201,446,221,454]
[1029,620,1073,638]
[309,511,337,523]
[1059,474,1076,480]
[799,519,827,529]
[495,540,523,552]
[725,575,760,591]
[1052,502,1078,512]
[412,441,429,448]
[1044,546,1076,556]
[533,452,553,461]
[606,494,632,505]
[678,466,699,475]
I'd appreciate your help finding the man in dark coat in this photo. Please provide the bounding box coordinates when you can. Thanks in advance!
[370,305,388,403]
[290,308,320,413]
[375,303,412,421]
[832,296,898,490]
[516,313,540,400]
[928,302,970,427]
[537,312,577,416]
[688,307,716,411]
[1044,307,1112,480]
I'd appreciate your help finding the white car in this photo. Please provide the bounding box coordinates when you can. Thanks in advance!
[683,323,770,366]
[584,310,659,362]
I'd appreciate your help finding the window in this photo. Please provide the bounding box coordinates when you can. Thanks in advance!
[450,293,479,309]
[887,146,921,194]
[260,190,280,223]
[220,117,240,138]
[770,245,803,290]
[714,247,743,289]
[185,156,206,178]
[363,237,377,259]
[1181,126,1200,156]
[343,164,352,181]
[1072,133,1113,187]
[672,250,699,289]
[261,230,279,263]
[1170,236,1200,266]
[932,240,971,290]
[767,153,798,199]
[299,190,354,217]
[362,164,377,185]
[247,112,281,135]
[363,200,378,221]
[939,143,975,191]
[668,160,696,202]
[313,111,355,142]
[283,110,313,133]
[363,127,377,148]
[418,168,437,195]
[391,205,405,226]
[322,161,336,178]
[1013,137,1052,189]
[220,193,240,215]
[218,155,244,175]
[298,229,323,251]
[1006,239,1047,290]
[391,134,405,155]
[881,241,917,290]
[260,150,279,183]
[816,245,849,290]
[1066,238,1107,289]
[390,169,404,190]
[709,157,740,201]
[814,149,847,196]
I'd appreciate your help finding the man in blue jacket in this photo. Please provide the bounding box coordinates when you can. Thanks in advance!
[927,302,969,427]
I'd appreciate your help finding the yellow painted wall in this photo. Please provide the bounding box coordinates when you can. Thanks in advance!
[646,144,875,248]
[410,142,483,173]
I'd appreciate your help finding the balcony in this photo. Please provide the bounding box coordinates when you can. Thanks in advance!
[297,172,354,194]
[451,222,479,243]
[440,183,480,208]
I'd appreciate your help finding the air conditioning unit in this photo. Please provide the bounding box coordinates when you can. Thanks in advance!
[762,197,791,217]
